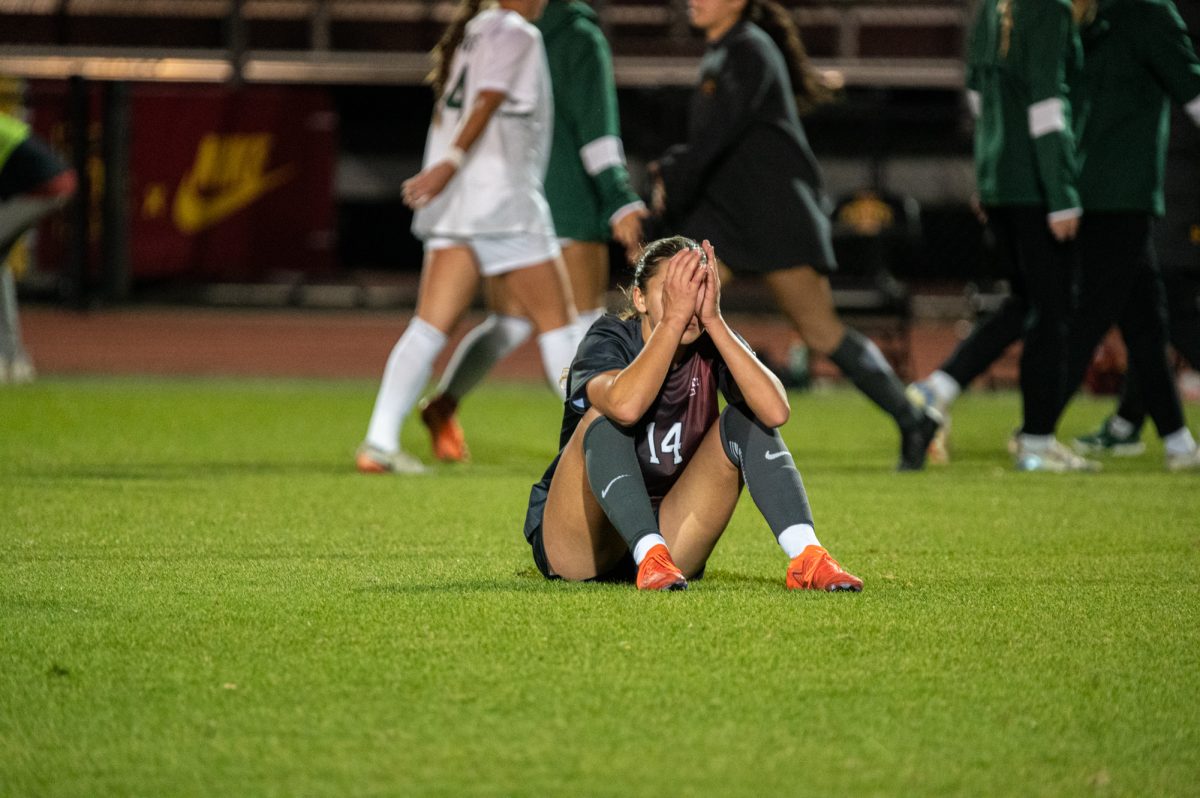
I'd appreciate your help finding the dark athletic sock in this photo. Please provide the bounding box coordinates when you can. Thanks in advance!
[583,417,661,555]
[828,329,922,430]
[719,404,815,551]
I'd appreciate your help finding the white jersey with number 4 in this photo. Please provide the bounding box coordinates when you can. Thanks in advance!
[412,8,556,239]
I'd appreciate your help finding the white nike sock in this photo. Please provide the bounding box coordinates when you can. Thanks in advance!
[632,533,668,565]
[777,523,820,558]
[576,306,606,333]
[365,317,447,452]
[1163,427,1197,457]
[436,314,533,401]
[926,370,961,407]
[537,323,582,399]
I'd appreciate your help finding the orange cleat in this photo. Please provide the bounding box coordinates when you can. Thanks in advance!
[355,443,426,475]
[635,544,688,591]
[419,394,470,463]
[786,545,863,592]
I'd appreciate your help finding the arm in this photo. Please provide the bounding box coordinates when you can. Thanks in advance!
[695,240,790,427]
[656,38,771,216]
[405,21,540,209]
[402,90,505,209]
[1021,2,1082,239]
[1133,1,1200,125]
[565,26,647,255]
[586,249,706,426]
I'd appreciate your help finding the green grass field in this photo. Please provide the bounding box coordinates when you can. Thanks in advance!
[2,378,1198,797]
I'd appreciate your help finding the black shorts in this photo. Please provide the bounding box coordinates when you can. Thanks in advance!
[677,183,838,276]
[0,135,69,200]
[527,518,638,583]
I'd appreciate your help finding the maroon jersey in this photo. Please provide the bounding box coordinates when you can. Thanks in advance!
[632,343,721,502]
[525,315,744,544]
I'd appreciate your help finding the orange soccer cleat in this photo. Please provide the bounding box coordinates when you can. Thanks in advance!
[786,545,863,592]
[635,544,688,591]
[419,394,470,463]
[355,443,426,475]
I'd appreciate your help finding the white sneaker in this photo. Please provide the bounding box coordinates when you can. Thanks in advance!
[8,356,35,384]
[1165,448,1200,472]
[1014,439,1101,473]
[905,381,950,465]
[355,443,427,475]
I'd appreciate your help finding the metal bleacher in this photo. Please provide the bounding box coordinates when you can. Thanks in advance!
[0,0,968,88]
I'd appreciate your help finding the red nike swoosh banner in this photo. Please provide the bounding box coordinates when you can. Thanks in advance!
[29,82,336,282]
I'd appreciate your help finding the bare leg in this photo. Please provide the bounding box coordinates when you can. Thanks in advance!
[542,410,741,581]
[764,265,931,469]
[541,408,629,580]
[763,266,847,354]
[497,257,576,334]
[655,420,743,577]
[362,246,478,456]
[414,246,481,334]
[562,241,609,316]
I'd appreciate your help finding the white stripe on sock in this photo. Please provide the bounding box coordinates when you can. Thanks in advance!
[1028,97,1067,138]
[632,533,667,565]
[777,524,820,559]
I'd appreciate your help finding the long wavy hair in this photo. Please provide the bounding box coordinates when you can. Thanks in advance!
[741,0,835,114]
[428,0,488,100]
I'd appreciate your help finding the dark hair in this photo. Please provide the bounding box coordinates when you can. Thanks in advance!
[620,235,701,318]
[742,0,835,114]
[428,0,487,100]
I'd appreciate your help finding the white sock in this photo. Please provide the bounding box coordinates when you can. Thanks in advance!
[632,533,668,565]
[576,306,606,333]
[926,370,961,406]
[777,523,820,558]
[1108,415,1136,439]
[537,323,582,399]
[1018,433,1054,452]
[436,314,533,401]
[1163,427,1197,457]
[365,317,447,452]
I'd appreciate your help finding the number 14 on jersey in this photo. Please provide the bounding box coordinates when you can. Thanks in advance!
[646,421,683,465]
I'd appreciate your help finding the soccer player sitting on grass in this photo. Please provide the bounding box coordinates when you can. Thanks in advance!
[522,235,863,591]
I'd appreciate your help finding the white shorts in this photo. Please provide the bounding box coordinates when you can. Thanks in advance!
[426,233,562,277]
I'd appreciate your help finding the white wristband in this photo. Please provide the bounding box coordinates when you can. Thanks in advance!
[443,146,466,170]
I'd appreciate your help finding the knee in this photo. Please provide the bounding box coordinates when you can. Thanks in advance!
[719,403,778,465]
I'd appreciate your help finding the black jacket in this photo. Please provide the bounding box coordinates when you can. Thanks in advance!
[657,21,835,272]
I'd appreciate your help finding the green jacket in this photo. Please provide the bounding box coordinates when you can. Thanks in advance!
[1077,0,1200,215]
[967,0,1082,216]
[0,113,30,172]
[536,0,643,242]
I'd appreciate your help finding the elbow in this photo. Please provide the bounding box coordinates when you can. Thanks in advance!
[755,391,790,429]
[606,401,644,428]
[759,405,790,429]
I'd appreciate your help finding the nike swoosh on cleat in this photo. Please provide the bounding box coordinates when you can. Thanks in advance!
[601,474,629,498]
[764,450,791,461]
